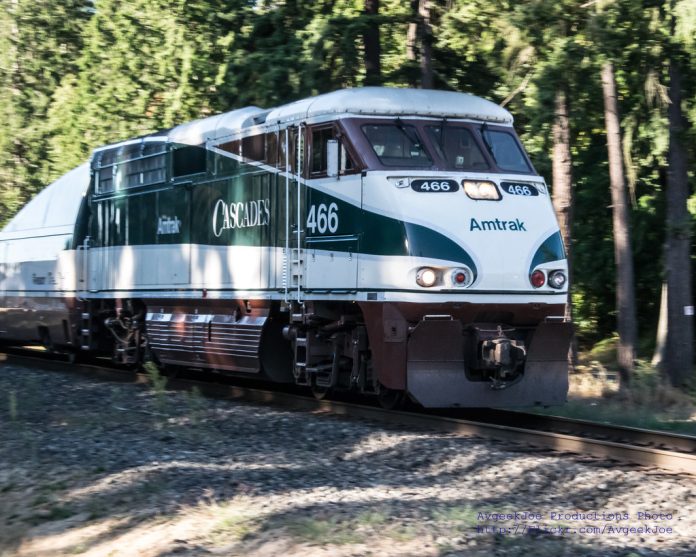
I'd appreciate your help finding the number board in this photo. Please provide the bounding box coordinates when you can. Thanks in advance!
[410,179,459,193]
[500,182,539,197]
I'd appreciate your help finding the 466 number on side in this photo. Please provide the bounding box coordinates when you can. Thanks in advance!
[307,203,339,234]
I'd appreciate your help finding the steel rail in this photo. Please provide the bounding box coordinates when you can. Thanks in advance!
[197,386,696,475]
[2,350,695,475]
[438,408,696,454]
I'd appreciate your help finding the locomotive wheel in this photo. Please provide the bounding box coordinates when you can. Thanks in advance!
[377,386,405,410]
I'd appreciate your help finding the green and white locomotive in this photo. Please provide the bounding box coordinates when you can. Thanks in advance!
[0,87,572,407]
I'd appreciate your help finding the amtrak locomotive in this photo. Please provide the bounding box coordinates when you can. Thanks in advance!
[0,88,572,407]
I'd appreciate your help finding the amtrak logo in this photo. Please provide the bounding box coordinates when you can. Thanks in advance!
[157,216,181,235]
[470,218,527,231]
[213,198,270,237]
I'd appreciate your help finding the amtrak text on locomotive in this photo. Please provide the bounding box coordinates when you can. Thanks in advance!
[156,216,182,235]
[469,217,527,231]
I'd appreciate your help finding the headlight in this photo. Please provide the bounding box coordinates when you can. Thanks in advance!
[462,180,501,200]
[548,270,567,289]
[416,267,438,287]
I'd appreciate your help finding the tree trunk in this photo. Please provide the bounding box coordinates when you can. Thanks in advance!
[600,61,637,384]
[552,90,573,297]
[363,0,381,86]
[406,1,418,87]
[407,0,418,62]
[652,281,668,367]
[419,0,433,88]
[551,88,576,365]
[664,59,694,386]
[406,0,432,89]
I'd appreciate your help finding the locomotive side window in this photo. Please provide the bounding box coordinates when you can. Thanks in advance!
[309,126,358,176]
[481,129,531,173]
[426,126,489,171]
[362,124,431,167]
[311,127,334,174]
[340,143,355,172]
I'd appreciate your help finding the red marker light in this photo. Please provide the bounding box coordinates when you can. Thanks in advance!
[450,267,472,288]
[530,270,545,288]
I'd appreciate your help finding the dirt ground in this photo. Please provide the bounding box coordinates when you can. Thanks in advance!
[1,360,695,557]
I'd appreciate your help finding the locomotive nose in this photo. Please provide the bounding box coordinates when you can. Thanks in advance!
[452,179,566,292]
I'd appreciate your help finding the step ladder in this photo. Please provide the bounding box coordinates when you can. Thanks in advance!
[293,332,310,385]
[79,312,91,350]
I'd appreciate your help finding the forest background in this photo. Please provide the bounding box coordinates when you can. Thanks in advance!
[0,0,694,385]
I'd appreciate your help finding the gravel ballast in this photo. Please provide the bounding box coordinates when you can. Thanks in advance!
[0,360,694,557]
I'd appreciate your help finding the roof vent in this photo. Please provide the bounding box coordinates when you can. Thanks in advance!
[243,110,271,129]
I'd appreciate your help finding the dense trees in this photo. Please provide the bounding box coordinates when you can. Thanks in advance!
[601,60,638,383]
[0,0,693,380]
[0,0,91,218]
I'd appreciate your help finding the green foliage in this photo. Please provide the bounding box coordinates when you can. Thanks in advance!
[145,361,167,392]
[0,0,91,225]
[536,357,696,433]
[144,361,168,416]
[47,0,247,174]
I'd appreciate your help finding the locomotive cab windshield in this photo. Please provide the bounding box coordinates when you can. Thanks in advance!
[426,124,489,171]
[480,126,533,173]
[362,123,431,167]
[355,117,534,174]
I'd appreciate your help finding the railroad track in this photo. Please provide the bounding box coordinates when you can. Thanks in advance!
[2,349,696,475]
[443,408,696,454]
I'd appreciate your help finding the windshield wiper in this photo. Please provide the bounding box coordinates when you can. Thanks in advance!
[480,122,495,159]
[395,118,421,148]
[439,117,446,147]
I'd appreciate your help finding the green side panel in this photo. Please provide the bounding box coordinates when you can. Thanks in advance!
[302,188,477,276]
[91,188,191,247]
[191,172,275,247]
[304,188,403,251]
[529,231,565,273]
[155,188,191,244]
[404,223,477,275]
[127,191,158,245]
[87,145,478,274]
